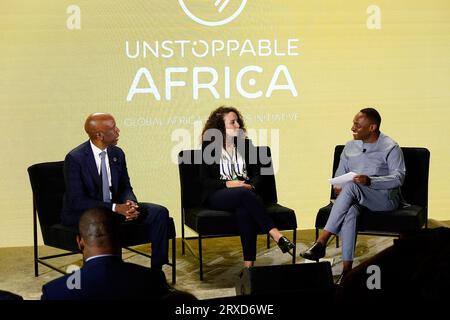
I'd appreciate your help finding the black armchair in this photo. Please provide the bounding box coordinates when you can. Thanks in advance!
[178,146,297,280]
[315,146,430,247]
[28,161,177,284]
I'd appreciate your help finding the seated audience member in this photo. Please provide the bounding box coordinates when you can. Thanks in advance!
[200,106,295,268]
[41,207,171,300]
[0,290,23,300]
[336,227,450,303]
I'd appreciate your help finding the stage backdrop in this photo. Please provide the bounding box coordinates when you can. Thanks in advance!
[1,0,449,246]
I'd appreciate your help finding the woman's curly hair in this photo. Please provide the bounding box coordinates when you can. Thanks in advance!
[201,106,247,147]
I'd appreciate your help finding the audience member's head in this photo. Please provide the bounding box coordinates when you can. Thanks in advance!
[0,289,23,300]
[77,207,120,259]
[337,227,450,303]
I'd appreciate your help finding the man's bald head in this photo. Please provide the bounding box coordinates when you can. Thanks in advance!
[78,207,119,249]
[84,113,113,139]
[84,113,120,149]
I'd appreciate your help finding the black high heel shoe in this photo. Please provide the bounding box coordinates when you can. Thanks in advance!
[277,236,295,253]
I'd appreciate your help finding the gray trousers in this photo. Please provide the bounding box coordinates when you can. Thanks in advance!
[324,182,399,261]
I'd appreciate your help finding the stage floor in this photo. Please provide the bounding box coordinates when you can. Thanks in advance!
[1,219,448,300]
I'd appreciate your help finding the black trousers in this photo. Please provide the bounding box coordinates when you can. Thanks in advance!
[207,187,275,261]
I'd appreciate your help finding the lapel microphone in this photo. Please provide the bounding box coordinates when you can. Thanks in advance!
[363,149,367,153]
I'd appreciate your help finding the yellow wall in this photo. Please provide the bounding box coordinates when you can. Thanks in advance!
[1,0,449,247]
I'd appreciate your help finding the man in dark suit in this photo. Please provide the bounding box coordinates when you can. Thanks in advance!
[42,207,170,300]
[61,113,169,268]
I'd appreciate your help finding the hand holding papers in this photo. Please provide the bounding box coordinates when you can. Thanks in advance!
[329,172,357,186]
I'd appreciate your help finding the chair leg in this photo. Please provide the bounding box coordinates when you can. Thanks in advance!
[198,235,203,281]
[292,229,297,264]
[34,249,39,277]
[171,237,176,284]
[266,234,270,249]
[33,203,39,277]
[181,209,185,256]
[181,236,185,255]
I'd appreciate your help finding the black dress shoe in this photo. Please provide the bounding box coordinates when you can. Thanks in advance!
[300,242,326,261]
[277,236,295,253]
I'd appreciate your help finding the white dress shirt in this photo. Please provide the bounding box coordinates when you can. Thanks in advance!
[219,146,248,181]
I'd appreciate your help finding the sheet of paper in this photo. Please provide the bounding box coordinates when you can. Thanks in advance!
[329,172,357,185]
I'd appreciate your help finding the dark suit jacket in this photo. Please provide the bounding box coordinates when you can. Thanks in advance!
[41,256,169,300]
[61,140,138,225]
[200,138,263,204]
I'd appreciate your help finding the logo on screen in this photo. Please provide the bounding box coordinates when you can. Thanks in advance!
[178,0,247,27]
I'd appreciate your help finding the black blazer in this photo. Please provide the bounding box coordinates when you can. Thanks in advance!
[41,256,168,300]
[200,138,263,204]
[61,140,138,225]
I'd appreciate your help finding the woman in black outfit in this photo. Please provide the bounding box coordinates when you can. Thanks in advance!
[200,106,295,267]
